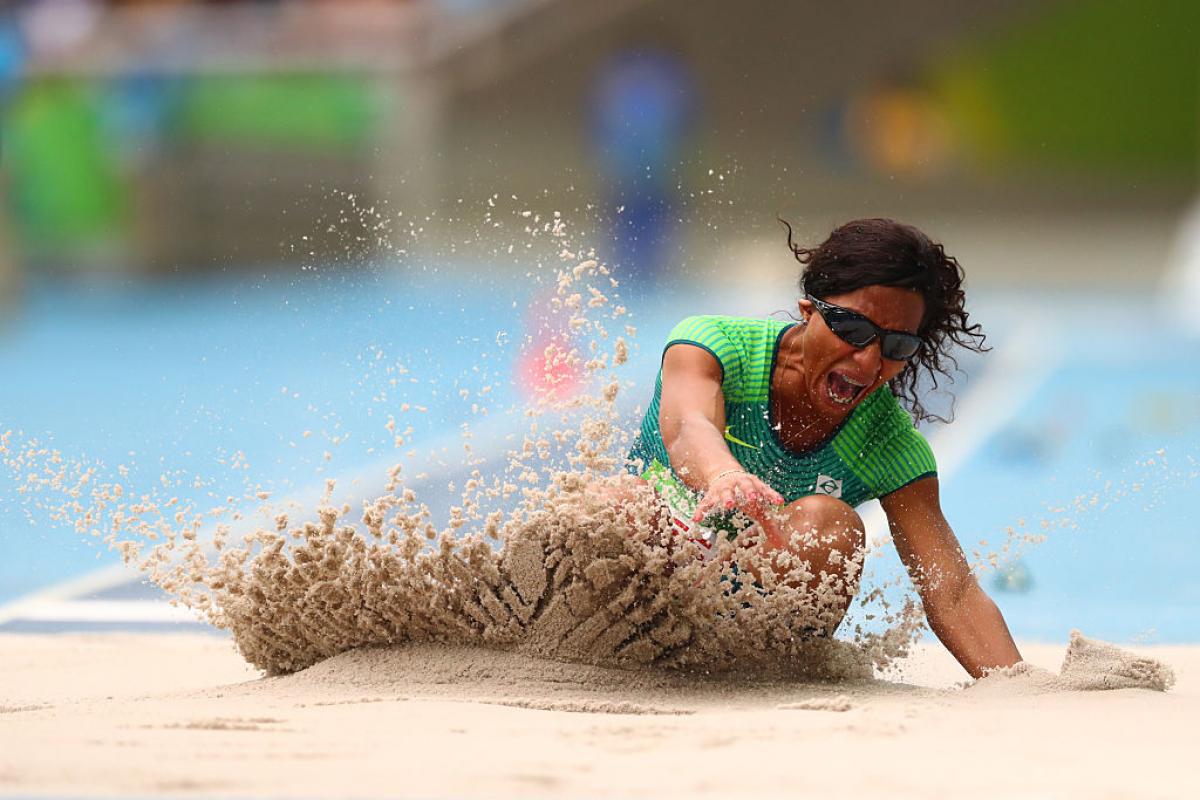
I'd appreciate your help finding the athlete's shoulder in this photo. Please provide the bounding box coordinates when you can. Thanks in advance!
[668,314,766,333]
[853,384,911,423]
[840,387,937,496]
[668,315,785,344]
[665,316,778,387]
[844,386,935,454]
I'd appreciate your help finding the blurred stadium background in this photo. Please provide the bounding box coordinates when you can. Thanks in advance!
[1,0,1198,643]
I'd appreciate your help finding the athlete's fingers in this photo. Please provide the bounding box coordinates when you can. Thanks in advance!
[694,475,734,519]
[740,477,783,509]
[692,491,723,521]
[753,487,784,508]
[709,479,762,518]
[738,485,763,512]
[734,473,780,504]
[694,472,782,522]
[696,483,744,520]
[756,480,785,506]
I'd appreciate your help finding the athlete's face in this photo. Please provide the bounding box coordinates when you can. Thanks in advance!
[797,285,925,419]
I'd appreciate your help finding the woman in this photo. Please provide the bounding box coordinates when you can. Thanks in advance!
[625,217,1022,678]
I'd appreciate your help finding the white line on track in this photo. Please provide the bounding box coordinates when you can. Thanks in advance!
[0,564,145,627]
[6,600,202,624]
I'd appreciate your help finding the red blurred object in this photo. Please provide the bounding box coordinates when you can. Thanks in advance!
[515,333,583,402]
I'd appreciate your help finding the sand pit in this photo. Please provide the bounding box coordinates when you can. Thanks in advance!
[0,632,1190,798]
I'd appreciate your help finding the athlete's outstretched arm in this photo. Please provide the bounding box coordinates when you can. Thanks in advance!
[879,476,1022,678]
[658,345,784,518]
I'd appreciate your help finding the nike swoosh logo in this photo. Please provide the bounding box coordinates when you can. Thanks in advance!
[724,426,761,450]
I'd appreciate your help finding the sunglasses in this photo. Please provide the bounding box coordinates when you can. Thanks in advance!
[806,295,922,361]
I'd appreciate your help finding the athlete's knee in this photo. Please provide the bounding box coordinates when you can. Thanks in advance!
[774,496,865,605]
[783,495,866,553]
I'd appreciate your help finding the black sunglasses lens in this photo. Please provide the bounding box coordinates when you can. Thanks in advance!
[880,334,922,360]
[829,317,877,348]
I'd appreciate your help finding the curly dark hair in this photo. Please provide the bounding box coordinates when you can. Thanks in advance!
[780,217,987,424]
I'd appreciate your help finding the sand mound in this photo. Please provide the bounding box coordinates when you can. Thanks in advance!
[969,630,1176,695]
[211,639,898,719]
[270,642,692,697]
[1059,629,1176,691]
[777,695,855,712]
[212,475,882,680]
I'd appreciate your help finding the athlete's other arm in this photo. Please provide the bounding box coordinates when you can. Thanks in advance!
[658,345,784,519]
[879,476,1022,678]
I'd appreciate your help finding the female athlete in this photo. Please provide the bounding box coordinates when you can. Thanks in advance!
[624,217,1022,678]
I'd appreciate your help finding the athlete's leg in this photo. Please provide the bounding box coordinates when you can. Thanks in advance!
[581,475,866,613]
[736,494,866,630]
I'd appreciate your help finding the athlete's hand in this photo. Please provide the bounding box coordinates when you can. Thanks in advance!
[693,469,784,523]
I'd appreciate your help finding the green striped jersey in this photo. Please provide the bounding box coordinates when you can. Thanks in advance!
[626,315,937,507]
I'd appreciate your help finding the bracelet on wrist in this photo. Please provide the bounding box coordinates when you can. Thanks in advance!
[708,468,747,487]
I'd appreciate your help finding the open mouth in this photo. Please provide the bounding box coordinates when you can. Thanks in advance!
[826,371,868,406]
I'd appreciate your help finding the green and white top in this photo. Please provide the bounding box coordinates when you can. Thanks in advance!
[626,315,937,508]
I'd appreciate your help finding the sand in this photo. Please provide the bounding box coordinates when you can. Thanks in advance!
[0,632,1191,798]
